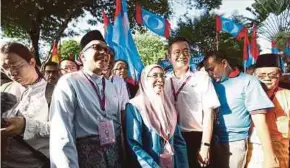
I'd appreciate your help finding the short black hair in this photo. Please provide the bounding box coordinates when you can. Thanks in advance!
[44,62,59,70]
[196,61,204,71]
[204,51,227,63]
[168,37,190,54]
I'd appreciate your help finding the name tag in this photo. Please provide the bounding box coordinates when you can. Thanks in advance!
[98,120,116,146]
[159,153,174,168]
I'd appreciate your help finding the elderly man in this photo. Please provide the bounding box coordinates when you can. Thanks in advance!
[247,53,289,168]
[59,59,79,75]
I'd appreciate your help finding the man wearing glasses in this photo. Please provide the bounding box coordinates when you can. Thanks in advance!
[43,61,60,85]
[164,37,220,168]
[49,30,123,168]
[247,54,289,168]
[59,59,79,75]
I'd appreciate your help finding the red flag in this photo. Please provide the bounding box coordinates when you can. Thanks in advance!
[51,41,59,64]
[136,4,142,24]
[243,36,250,61]
[102,10,109,27]
[215,15,222,32]
[114,0,122,19]
[250,24,259,60]
[164,19,171,38]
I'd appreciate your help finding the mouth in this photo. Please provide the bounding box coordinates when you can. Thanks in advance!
[176,59,188,64]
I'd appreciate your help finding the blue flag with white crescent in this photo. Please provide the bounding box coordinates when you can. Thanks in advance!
[112,0,144,81]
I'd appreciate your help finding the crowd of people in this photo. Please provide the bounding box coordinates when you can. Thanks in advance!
[0,29,289,168]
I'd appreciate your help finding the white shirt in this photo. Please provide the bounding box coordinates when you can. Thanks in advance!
[110,75,129,111]
[50,70,122,168]
[165,70,220,132]
[1,79,50,168]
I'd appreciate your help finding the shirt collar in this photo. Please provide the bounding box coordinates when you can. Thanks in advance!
[228,68,240,78]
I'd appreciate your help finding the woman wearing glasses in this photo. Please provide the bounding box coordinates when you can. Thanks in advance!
[246,54,290,168]
[112,60,139,98]
[0,42,51,168]
[125,64,189,168]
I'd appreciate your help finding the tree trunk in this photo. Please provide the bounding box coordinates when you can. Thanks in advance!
[29,13,41,66]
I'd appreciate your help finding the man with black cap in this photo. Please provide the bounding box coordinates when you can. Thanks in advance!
[50,30,123,168]
[246,54,289,168]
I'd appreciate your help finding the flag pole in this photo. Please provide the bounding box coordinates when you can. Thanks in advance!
[216,31,219,51]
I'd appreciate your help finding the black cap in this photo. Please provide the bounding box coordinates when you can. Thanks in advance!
[256,53,281,68]
[80,30,105,50]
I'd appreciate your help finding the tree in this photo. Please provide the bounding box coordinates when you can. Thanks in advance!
[245,0,290,41]
[174,13,248,67]
[134,32,166,66]
[59,40,81,60]
[1,0,170,65]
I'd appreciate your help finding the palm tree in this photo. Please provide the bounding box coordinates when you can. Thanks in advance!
[245,0,290,42]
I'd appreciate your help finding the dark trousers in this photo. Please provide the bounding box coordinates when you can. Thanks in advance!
[182,131,211,168]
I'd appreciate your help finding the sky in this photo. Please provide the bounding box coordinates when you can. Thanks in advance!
[0,0,272,57]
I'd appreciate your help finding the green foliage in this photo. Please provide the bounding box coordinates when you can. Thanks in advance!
[134,32,166,66]
[274,31,290,51]
[1,0,170,65]
[174,13,248,67]
[59,40,81,60]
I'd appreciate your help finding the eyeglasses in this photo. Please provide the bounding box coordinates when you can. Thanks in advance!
[82,44,110,54]
[172,49,190,57]
[147,73,165,79]
[256,72,280,79]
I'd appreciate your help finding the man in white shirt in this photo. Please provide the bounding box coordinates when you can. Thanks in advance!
[164,37,220,168]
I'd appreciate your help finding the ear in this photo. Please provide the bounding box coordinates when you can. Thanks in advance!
[29,58,36,67]
[80,52,85,62]
[221,59,228,68]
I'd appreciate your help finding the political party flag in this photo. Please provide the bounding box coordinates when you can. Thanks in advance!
[136,4,170,38]
[51,41,59,64]
[216,15,248,40]
[112,0,144,81]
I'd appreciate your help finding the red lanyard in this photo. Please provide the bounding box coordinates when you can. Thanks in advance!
[170,76,191,102]
[83,72,106,111]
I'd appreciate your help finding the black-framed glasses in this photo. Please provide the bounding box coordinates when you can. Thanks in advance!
[256,72,280,79]
[82,44,110,54]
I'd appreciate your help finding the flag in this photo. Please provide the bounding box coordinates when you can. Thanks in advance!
[103,10,114,47]
[216,15,248,40]
[250,24,259,60]
[271,41,279,54]
[112,0,144,81]
[243,36,255,69]
[51,41,59,64]
[284,37,290,56]
[136,4,170,38]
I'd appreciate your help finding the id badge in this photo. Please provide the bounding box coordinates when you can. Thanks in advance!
[159,153,174,168]
[98,120,116,146]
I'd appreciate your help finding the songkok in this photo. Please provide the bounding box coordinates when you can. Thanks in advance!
[80,30,105,50]
[255,53,282,68]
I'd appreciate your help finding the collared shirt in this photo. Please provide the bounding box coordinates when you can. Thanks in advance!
[250,87,290,143]
[110,75,129,111]
[165,70,220,132]
[50,70,122,168]
[1,79,50,168]
[214,73,274,142]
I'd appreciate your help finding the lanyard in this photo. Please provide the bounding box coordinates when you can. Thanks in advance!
[170,76,191,102]
[83,72,106,111]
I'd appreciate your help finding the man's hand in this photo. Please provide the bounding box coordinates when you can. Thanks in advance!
[197,146,210,167]
[3,117,25,136]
